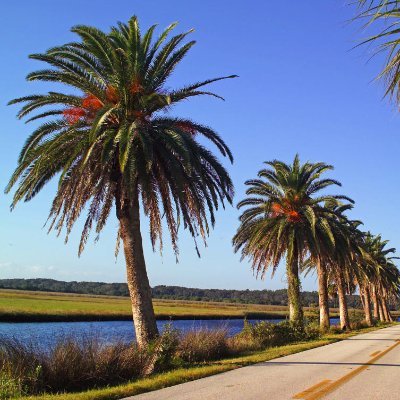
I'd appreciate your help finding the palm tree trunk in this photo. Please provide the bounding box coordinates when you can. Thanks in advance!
[116,183,159,347]
[286,255,303,326]
[382,300,391,322]
[317,258,330,330]
[337,270,350,330]
[378,299,385,322]
[372,286,379,320]
[386,301,394,322]
[362,286,372,326]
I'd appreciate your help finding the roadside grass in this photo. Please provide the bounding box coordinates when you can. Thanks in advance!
[0,289,356,321]
[10,323,397,400]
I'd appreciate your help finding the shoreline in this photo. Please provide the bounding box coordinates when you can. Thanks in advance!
[0,312,346,323]
[0,312,293,323]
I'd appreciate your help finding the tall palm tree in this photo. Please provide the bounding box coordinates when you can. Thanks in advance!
[332,219,366,330]
[305,206,360,331]
[233,155,352,328]
[6,17,235,347]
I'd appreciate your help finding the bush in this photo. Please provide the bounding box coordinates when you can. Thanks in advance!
[150,324,180,373]
[348,311,369,330]
[329,325,344,334]
[305,309,320,325]
[177,328,229,363]
[234,320,320,350]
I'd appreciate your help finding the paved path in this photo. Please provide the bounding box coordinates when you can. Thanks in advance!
[125,324,400,400]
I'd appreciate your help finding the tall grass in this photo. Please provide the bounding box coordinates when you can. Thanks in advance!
[177,328,230,363]
[0,321,323,398]
[0,335,148,396]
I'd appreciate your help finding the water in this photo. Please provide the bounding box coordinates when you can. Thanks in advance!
[0,318,340,347]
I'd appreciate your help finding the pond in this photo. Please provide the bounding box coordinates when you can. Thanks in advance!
[0,318,341,347]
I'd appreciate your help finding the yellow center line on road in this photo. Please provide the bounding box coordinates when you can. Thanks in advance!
[292,339,400,400]
[293,380,332,399]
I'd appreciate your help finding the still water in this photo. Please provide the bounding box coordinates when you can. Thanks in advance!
[0,318,340,346]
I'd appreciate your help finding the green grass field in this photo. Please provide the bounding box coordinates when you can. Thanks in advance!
[0,289,354,322]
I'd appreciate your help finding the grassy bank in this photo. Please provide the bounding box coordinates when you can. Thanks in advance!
[0,289,354,322]
[7,323,395,400]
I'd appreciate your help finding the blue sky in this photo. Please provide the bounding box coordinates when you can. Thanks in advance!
[0,0,399,290]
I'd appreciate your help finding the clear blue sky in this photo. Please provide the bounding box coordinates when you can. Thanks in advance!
[0,1,398,290]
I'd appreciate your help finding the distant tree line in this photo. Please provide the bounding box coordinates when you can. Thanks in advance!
[0,278,366,308]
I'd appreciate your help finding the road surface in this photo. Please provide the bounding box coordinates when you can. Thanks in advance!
[125,324,400,400]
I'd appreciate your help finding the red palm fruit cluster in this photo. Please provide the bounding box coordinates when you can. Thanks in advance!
[105,86,119,103]
[271,202,301,222]
[271,202,284,216]
[287,210,301,222]
[82,94,103,111]
[133,110,150,121]
[63,107,86,124]
[175,121,196,135]
[130,78,143,94]
[63,94,103,125]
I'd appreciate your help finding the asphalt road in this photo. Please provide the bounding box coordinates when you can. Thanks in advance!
[126,324,400,400]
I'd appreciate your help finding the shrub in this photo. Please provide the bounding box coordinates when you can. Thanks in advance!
[329,325,344,334]
[234,320,320,350]
[305,309,320,325]
[177,328,229,363]
[348,311,369,330]
[149,324,180,373]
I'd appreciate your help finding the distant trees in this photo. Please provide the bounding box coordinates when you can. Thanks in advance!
[0,278,367,308]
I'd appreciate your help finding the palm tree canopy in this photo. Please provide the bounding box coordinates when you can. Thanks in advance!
[233,155,353,278]
[363,233,400,297]
[302,206,360,275]
[356,0,400,102]
[6,16,236,256]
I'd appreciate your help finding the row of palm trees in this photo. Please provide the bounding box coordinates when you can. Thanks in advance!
[233,155,400,331]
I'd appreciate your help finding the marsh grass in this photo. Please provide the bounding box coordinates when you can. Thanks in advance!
[177,328,230,363]
[0,335,149,396]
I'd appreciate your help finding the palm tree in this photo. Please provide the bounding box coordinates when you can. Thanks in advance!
[363,233,400,322]
[308,206,359,331]
[356,0,400,103]
[233,155,352,328]
[302,203,356,330]
[6,17,235,347]
[333,219,365,330]
[353,230,380,326]
[355,254,374,326]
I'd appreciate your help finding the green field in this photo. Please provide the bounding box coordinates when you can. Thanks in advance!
[0,289,353,322]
